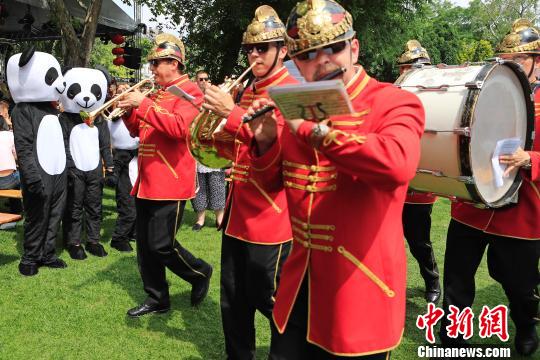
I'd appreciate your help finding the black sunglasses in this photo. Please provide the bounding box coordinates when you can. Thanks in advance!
[198,77,209,81]
[149,59,171,67]
[296,41,348,61]
[242,42,273,55]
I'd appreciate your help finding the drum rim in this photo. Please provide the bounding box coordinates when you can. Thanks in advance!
[461,60,535,208]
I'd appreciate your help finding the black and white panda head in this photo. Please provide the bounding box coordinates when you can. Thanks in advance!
[6,47,66,104]
[59,68,109,114]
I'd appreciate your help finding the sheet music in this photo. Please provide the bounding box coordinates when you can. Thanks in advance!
[268,80,353,121]
[167,85,196,102]
[491,137,521,188]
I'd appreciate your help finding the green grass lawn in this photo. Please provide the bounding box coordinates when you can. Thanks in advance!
[0,192,532,359]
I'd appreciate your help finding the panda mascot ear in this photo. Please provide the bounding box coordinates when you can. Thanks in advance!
[95,65,112,87]
[19,46,35,67]
[62,66,73,75]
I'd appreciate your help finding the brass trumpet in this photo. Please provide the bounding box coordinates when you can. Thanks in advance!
[188,63,256,168]
[80,78,155,127]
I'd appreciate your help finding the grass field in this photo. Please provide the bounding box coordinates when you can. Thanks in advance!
[0,191,533,359]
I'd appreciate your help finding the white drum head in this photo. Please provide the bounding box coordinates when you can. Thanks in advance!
[470,65,528,205]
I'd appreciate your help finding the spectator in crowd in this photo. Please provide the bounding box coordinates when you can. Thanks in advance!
[192,70,226,231]
[0,115,22,214]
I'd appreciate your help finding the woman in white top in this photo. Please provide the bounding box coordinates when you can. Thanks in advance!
[0,116,22,213]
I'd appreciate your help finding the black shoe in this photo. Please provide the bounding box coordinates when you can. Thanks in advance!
[86,242,108,257]
[41,258,67,269]
[18,262,38,276]
[191,265,213,307]
[515,325,538,356]
[127,303,170,318]
[425,281,441,304]
[192,223,204,231]
[111,241,133,252]
[67,244,87,260]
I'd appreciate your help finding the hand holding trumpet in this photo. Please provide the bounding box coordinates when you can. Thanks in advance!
[202,85,235,118]
[117,87,146,110]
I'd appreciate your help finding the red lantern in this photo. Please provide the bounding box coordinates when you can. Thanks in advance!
[112,47,124,55]
[111,34,125,45]
[113,56,125,66]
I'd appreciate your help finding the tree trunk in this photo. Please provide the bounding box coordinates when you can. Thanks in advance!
[46,0,103,67]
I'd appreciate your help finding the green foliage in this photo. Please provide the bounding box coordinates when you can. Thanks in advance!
[136,0,538,83]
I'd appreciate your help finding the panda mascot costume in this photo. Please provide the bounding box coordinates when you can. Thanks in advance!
[59,67,113,260]
[7,48,68,276]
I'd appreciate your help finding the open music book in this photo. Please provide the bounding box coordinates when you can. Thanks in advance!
[268,80,353,121]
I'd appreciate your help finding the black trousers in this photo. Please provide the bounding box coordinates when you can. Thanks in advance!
[402,203,439,286]
[20,173,66,265]
[440,219,540,344]
[111,149,136,244]
[63,168,103,246]
[268,278,391,360]
[221,233,290,360]
[135,198,211,306]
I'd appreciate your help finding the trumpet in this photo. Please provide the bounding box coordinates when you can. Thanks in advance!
[188,62,256,168]
[80,78,155,127]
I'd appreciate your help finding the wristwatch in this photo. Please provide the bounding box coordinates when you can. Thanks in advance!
[311,123,330,138]
[310,123,330,148]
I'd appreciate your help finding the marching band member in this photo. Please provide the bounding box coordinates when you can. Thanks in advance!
[201,6,296,359]
[117,34,213,317]
[245,0,424,358]
[439,19,540,357]
[396,40,441,304]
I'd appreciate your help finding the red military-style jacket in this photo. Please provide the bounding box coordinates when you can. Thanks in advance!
[250,66,425,355]
[214,66,296,245]
[123,75,202,200]
[451,86,540,240]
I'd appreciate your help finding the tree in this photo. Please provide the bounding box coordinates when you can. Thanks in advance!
[46,0,104,67]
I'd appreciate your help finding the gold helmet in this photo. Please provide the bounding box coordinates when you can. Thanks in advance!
[147,33,186,67]
[285,0,355,58]
[397,40,431,66]
[496,18,540,55]
[242,5,286,45]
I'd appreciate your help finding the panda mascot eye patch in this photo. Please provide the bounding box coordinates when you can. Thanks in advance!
[7,51,66,104]
[59,68,108,114]
[45,67,60,86]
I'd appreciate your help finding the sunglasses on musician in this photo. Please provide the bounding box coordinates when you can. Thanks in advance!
[149,59,172,67]
[242,43,274,55]
[197,77,209,82]
[295,41,348,61]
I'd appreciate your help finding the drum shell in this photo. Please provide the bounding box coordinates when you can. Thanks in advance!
[396,62,534,207]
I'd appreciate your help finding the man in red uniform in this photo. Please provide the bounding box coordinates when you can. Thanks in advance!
[245,1,425,358]
[117,34,213,317]
[396,40,441,304]
[200,6,296,359]
[439,19,540,357]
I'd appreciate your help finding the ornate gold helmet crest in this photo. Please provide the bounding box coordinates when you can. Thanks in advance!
[496,18,540,54]
[285,0,355,58]
[147,33,186,66]
[242,5,286,45]
[397,40,431,65]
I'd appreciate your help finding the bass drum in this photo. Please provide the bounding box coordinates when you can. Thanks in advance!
[396,61,535,208]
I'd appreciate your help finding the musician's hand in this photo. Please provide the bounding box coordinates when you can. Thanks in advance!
[500,147,531,177]
[202,85,235,118]
[117,90,145,109]
[246,99,277,155]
